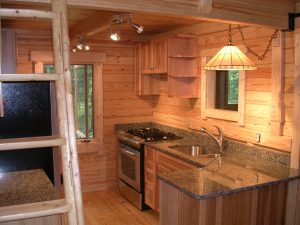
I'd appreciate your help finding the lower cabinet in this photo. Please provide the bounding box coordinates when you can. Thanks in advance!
[144,146,197,212]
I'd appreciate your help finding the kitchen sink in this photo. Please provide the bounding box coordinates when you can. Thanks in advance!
[168,144,209,156]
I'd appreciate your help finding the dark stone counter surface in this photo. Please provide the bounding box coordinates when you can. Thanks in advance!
[146,140,300,200]
[115,122,300,200]
[0,169,58,207]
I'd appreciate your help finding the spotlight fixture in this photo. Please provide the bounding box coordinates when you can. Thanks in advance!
[110,31,121,41]
[72,35,90,52]
[109,14,144,41]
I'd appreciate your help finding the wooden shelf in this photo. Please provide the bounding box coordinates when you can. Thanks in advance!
[167,35,199,98]
[0,73,60,82]
[0,199,71,222]
[0,136,66,151]
[168,77,198,98]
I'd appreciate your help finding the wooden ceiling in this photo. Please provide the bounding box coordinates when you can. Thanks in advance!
[1,2,201,43]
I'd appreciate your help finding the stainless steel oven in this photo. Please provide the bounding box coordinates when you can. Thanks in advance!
[118,142,143,209]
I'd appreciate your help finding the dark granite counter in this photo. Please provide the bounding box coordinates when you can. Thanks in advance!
[146,140,300,199]
[116,122,299,200]
[0,169,58,207]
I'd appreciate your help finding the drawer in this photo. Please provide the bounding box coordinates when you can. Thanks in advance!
[156,151,196,171]
[145,146,155,162]
[156,164,172,175]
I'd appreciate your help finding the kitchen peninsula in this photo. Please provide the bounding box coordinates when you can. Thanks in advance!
[116,122,300,225]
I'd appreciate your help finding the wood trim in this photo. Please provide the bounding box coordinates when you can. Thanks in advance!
[238,70,246,126]
[31,51,106,64]
[0,199,71,222]
[291,4,300,169]
[7,0,292,29]
[204,109,239,122]
[200,57,245,124]
[270,31,285,136]
[0,8,54,19]
[199,0,212,13]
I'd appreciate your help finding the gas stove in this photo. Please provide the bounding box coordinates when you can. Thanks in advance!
[117,127,181,148]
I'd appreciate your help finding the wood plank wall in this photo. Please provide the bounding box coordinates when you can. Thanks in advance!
[153,24,294,152]
[14,28,154,192]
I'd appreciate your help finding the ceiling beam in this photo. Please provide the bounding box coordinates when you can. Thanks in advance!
[69,11,114,40]
[4,0,294,29]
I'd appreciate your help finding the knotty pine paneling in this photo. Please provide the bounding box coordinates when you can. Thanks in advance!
[14,29,154,192]
[153,25,294,152]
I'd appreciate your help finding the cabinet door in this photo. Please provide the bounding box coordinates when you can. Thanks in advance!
[155,164,172,212]
[153,37,168,74]
[141,41,154,74]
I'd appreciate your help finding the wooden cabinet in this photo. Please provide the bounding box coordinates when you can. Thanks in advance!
[141,37,168,74]
[144,146,197,212]
[135,44,160,95]
[135,35,198,98]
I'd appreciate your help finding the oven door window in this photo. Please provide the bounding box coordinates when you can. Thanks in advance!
[119,144,141,191]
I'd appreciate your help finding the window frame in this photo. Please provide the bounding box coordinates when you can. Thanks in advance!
[201,57,246,126]
[70,64,94,140]
[31,51,105,154]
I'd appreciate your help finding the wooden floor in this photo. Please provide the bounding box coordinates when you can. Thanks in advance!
[83,190,159,225]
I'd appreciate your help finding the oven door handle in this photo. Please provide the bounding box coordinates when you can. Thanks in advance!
[120,147,137,156]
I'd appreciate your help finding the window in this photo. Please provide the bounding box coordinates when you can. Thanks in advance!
[215,70,239,111]
[44,64,94,139]
[201,57,246,126]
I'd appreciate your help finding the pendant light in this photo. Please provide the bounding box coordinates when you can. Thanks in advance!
[204,25,257,71]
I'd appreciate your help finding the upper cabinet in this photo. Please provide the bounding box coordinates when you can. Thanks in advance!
[141,37,168,74]
[135,34,199,98]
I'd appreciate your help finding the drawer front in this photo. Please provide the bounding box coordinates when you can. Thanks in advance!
[156,164,172,175]
[145,146,155,162]
[156,152,196,171]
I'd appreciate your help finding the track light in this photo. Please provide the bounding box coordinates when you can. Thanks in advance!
[131,23,144,34]
[110,31,121,41]
[72,35,90,52]
[109,14,144,41]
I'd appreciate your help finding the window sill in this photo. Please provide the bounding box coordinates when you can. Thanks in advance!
[204,108,238,122]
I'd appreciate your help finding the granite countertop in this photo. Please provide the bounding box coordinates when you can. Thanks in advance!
[0,169,58,207]
[145,140,300,200]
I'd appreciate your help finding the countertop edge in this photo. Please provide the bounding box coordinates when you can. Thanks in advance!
[159,173,300,200]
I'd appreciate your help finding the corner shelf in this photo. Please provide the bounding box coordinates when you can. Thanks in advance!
[167,35,199,98]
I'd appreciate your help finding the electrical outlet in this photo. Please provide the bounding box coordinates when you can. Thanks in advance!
[256,133,261,143]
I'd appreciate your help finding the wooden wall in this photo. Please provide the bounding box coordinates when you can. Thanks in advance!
[153,24,294,152]
[14,28,154,192]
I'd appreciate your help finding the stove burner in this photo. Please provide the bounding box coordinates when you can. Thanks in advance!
[127,128,181,142]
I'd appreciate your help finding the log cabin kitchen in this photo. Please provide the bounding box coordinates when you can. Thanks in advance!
[0,0,300,225]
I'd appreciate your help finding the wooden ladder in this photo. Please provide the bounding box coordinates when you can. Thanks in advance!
[0,1,84,225]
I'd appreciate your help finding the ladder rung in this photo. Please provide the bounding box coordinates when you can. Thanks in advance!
[0,74,60,82]
[0,199,71,222]
[0,8,54,19]
[0,136,65,151]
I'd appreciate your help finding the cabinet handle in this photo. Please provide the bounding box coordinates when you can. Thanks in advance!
[0,82,4,117]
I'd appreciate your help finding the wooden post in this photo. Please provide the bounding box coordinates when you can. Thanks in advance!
[291,2,300,170]
[52,1,85,225]
[0,13,4,118]
[270,31,284,136]
[286,2,300,225]
[51,1,81,225]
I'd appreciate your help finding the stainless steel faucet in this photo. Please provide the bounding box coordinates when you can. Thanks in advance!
[200,126,224,153]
